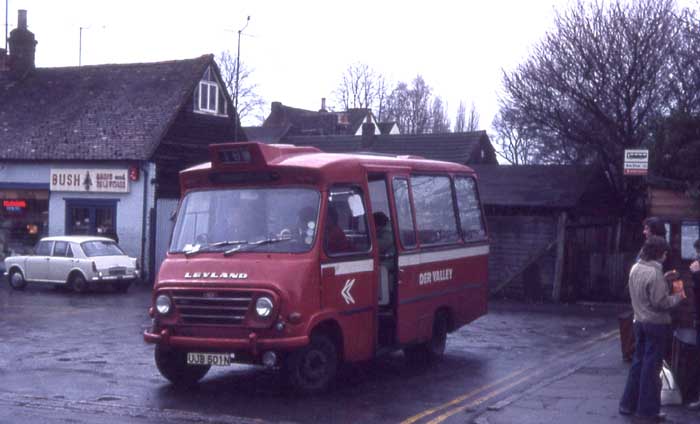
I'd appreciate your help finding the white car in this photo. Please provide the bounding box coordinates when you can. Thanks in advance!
[3,236,139,293]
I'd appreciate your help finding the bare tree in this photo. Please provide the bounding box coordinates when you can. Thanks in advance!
[430,97,451,133]
[492,110,533,165]
[668,8,700,116]
[334,63,389,115]
[384,75,433,134]
[466,102,480,132]
[217,50,266,125]
[454,101,466,132]
[499,0,679,206]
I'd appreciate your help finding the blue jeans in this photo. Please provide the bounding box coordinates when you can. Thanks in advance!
[620,322,671,417]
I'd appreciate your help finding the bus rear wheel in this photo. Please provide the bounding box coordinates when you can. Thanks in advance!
[286,334,338,394]
[404,311,448,364]
[155,345,210,387]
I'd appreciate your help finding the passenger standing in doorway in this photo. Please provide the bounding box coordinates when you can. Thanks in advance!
[620,236,686,421]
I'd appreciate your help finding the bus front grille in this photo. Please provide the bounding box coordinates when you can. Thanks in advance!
[172,290,253,326]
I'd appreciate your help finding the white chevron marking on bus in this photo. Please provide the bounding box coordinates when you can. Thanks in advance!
[341,279,355,304]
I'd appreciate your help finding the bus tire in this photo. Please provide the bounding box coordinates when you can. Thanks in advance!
[155,345,210,387]
[286,333,338,394]
[404,311,448,364]
[9,270,27,290]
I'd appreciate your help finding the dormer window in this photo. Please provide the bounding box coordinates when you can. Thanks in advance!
[194,67,228,116]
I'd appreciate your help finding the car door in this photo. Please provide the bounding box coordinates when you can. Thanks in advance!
[25,240,53,281]
[49,241,75,284]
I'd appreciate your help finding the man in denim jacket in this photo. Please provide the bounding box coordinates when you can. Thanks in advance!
[620,236,685,421]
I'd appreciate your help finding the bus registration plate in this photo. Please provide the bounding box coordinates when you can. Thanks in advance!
[187,352,232,366]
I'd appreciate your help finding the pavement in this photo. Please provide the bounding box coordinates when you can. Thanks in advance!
[472,317,699,424]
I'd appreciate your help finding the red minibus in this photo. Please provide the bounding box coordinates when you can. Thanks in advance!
[144,142,489,393]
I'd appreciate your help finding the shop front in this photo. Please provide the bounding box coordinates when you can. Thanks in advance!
[0,184,49,260]
[0,162,155,278]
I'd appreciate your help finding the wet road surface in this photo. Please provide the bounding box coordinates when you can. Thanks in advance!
[0,281,626,423]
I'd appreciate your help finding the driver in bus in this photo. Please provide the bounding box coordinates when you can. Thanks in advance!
[325,204,351,253]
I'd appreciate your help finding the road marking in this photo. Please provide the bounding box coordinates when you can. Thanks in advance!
[400,368,530,424]
[426,370,544,423]
[401,328,621,424]
[341,278,355,304]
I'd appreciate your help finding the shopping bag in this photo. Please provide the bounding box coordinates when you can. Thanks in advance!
[660,360,683,405]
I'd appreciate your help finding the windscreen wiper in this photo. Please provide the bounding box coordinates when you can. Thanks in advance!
[184,240,248,257]
[223,236,292,256]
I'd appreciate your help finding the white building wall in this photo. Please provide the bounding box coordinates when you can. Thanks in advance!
[1,161,156,279]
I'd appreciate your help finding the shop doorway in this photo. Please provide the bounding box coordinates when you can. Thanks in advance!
[65,199,118,241]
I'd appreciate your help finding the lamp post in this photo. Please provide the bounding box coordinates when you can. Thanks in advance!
[233,15,250,142]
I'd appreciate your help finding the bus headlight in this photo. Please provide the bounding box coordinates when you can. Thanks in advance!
[255,296,274,318]
[156,295,172,315]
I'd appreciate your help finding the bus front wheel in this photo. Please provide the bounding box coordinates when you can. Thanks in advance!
[286,334,338,394]
[155,345,210,387]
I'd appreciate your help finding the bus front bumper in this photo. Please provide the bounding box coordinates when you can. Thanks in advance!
[143,329,309,355]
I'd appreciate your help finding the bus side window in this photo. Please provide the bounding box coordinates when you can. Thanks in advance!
[411,175,460,246]
[392,178,417,249]
[454,177,486,241]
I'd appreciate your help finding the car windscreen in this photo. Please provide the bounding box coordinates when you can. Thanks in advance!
[170,187,320,254]
[81,241,125,257]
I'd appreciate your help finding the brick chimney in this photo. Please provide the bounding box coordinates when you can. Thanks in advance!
[319,97,327,113]
[8,10,37,78]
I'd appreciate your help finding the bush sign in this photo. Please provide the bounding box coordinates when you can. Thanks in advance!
[623,149,648,176]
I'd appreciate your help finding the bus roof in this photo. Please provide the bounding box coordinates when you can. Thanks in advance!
[186,142,475,173]
[179,142,476,192]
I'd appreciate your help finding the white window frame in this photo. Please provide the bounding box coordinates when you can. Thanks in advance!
[198,80,219,114]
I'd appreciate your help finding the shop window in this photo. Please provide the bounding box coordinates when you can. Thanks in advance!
[681,222,700,260]
[0,189,49,259]
[65,199,118,240]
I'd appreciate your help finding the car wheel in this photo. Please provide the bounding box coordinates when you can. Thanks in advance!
[286,333,338,394]
[69,273,89,293]
[9,270,27,290]
[112,281,131,293]
[404,311,448,364]
[155,345,210,387]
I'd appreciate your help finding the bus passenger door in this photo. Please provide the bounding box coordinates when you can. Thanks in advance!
[319,186,376,362]
[389,176,424,345]
[368,174,399,348]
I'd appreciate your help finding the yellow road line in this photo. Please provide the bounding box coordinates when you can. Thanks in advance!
[402,328,621,424]
[400,367,530,424]
[426,370,543,424]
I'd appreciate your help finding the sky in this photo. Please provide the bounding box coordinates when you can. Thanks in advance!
[3,0,698,129]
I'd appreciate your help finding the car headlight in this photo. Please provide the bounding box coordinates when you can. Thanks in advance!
[255,296,274,318]
[155,295,172,315]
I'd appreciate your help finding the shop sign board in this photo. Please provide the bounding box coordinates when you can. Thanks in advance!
[50,169,129,193]
[623,149,649,176]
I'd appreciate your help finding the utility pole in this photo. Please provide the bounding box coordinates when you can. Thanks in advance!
[79,26,87,66]
[233,15,250,142]
[5,0,8,50]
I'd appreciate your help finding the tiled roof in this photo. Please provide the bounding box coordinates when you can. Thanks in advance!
[470,164,612,208]
[0,55,214,160]
[282,130,496,165]
[262,102,374,136]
